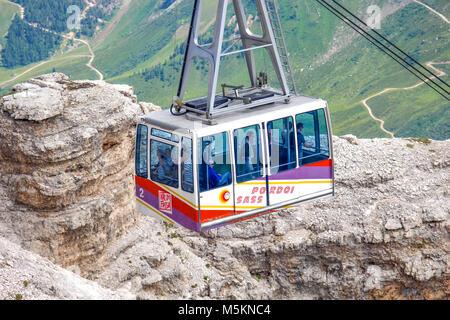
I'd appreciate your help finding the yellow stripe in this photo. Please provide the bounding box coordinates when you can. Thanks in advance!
[270,180,333,184]
[201,205,234,209]
[238,182,266,185]
[239,180,333,185]
[136,198,175,224]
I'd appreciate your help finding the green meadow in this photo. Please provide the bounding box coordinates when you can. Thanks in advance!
[0,0,448,139]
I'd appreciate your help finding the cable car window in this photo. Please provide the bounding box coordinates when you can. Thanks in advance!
[317,109,330,158]
[198,132,232,192]
[234,124,263,183]
[181,137,194,193]
[150,140,179,188]
[296,108,330,166]
[135,124,148,178]
[151,128,179,143]
[267,116,296,174]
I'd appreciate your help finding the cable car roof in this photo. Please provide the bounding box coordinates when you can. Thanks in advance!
[139,95,327,136]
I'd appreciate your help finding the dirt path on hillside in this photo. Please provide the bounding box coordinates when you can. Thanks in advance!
[413,0,449,24]
[361,2,449,138]
[65,35,104,80]
[361,61,449,139]
[22,26,104,81]
[0,55,92,88]
[0,1,104,86]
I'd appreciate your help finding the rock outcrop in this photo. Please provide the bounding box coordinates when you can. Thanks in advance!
[93,135,449,300]
[0,235,134,300]
[0,73,160,277]
[0,74,448,299]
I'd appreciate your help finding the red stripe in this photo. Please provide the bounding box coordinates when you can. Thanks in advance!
[135,176,198,222]
[200,210,236,223]
[303,159,333,167]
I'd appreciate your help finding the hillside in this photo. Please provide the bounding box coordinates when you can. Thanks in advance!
[0,0,448,140]
[0,74,448,299]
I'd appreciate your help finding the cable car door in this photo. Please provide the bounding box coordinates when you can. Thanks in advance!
[197,131,235,227]
[233,124,267,215]
[266,116,298,206]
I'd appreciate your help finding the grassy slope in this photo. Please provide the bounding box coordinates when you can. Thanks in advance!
[92,0,182,78]
[0,0,448,139]
[0,1,20,47]
[0,55,96,85]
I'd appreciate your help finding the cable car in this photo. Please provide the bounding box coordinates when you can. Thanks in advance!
[135,0,334,232]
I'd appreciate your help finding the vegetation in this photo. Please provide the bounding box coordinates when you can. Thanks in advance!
[1,0,448,140]
[0,1,20,47]
[1,15,62,68]
[12,0,85,33]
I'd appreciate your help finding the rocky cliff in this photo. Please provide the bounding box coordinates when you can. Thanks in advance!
[0,73,160,277]
[0,74,448,299]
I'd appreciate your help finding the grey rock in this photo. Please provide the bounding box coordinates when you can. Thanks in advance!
[0,73,159,277]
[385,218,402,230]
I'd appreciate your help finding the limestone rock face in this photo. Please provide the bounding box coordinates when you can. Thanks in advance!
[0,73,160,277]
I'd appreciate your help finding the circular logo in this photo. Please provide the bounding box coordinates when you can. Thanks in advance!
[219,190,231,204]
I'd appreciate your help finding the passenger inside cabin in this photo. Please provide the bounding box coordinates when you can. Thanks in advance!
[163,148,175,170]
[208,159,231,188]
[243,130,255,174]
[297,122,313,165]
[267,121,273,156]
[155,147,176,182]
[154,149,168,179]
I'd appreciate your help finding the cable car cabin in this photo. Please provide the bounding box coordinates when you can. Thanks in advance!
[135,95,334,232]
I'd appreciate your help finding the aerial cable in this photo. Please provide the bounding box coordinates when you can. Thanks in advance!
[315,0,440,91]
[317,0,449,99]
[321,0,450,95]
[331,0,449,89]
[316,0,449,99]
[315,0,449,100]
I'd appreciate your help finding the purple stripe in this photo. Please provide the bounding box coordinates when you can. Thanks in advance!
[271,166,332,180]
[256,165,332,181]
[136,185,199,231]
